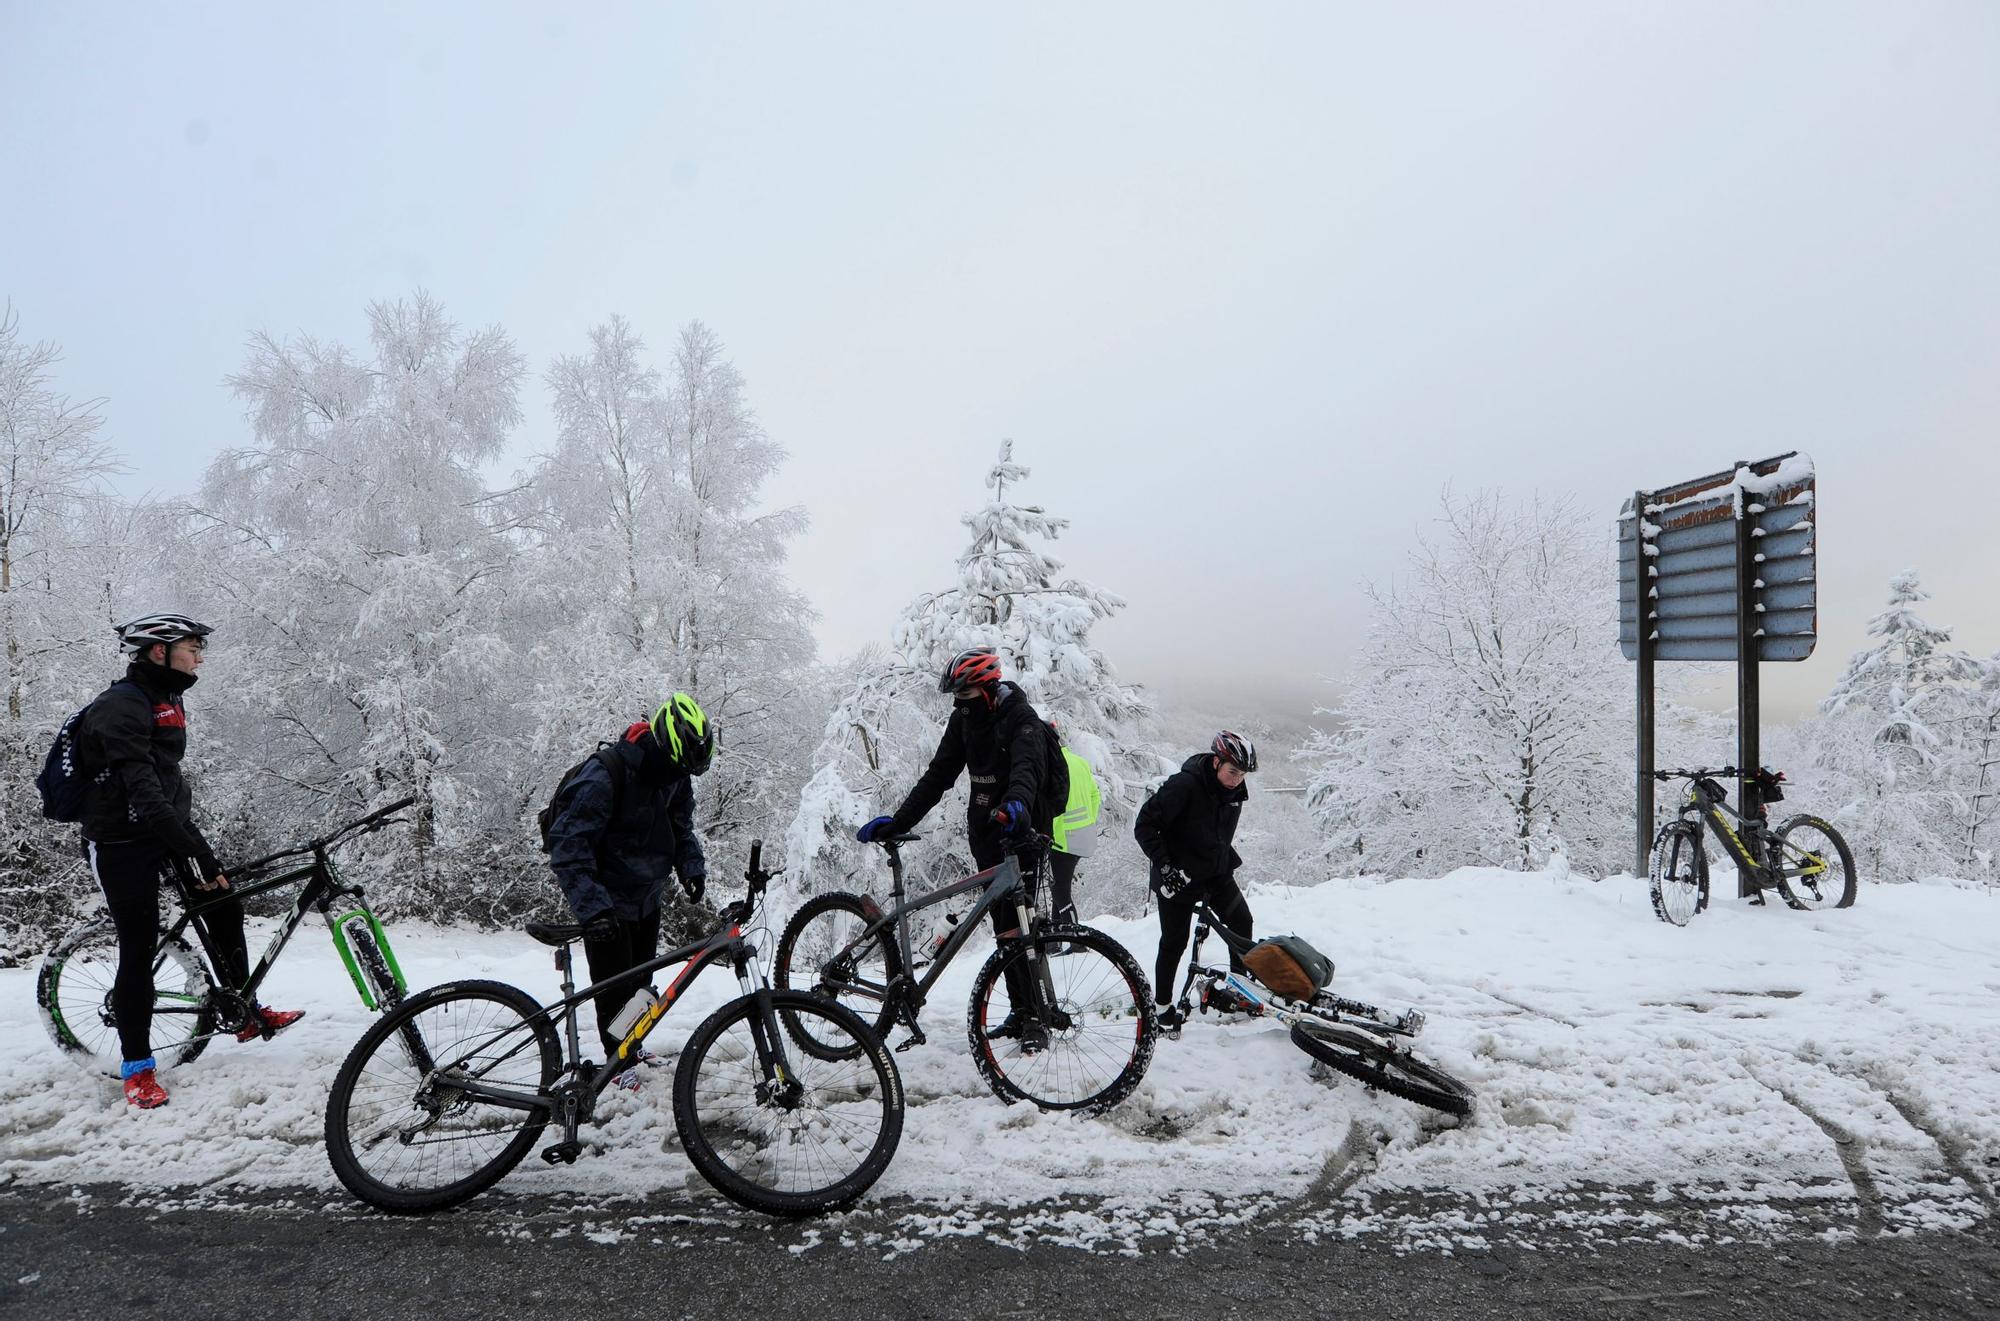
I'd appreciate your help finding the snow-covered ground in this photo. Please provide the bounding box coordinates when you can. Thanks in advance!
[3,870,1996,1252]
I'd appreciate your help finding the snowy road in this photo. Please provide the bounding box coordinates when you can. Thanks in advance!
[3,870,1996,1257]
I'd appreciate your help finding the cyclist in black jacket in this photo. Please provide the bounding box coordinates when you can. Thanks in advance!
[1135,731,1258,1031]
[79,613,302,1109]
[857,647,1052,1039]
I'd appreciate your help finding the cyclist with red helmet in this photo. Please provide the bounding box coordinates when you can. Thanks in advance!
[857,646,1055,1040]
[1135,731,1258,1031]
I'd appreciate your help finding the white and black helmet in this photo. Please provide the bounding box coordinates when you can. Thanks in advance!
[115,613,214,657]
[1211,730,1258,773]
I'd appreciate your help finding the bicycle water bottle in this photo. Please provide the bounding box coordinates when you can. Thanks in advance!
[924,911,961,960]
[607,985,661,1039]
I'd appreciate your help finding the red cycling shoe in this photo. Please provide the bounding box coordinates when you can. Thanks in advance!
[235,1006,306,1043]
[123,1067,169,1109]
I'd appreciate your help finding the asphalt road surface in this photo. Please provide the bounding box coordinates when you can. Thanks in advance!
[3,1182,1996,1321]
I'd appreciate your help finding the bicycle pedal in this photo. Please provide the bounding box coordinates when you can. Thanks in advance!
[540,1140,583,1166]
[894,1026,928,1053]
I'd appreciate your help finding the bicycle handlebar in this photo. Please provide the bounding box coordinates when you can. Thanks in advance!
[1651,767,1740,781]
[228,796,419,877]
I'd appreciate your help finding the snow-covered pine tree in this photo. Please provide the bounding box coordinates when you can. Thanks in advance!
[1810,571,1981,882]
[787,441,1161,911]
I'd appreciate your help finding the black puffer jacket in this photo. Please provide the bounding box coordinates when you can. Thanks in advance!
[1134,753,1246,882]
[888,681,1050,855]
[545,724,707,923]
[78,661,222,880]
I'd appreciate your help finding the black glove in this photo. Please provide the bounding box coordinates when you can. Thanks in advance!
[1151,865,1191,900]
[580,915,619,944]
[681,872,707,904]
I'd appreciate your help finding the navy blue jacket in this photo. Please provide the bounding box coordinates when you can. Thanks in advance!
[545,729,706,923]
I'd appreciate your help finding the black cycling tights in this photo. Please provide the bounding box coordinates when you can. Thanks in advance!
[89,841,247,1063]
[1154,874,1253,1007]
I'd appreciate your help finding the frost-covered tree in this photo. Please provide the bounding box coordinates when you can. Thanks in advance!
[515,317,819,901]
[787,441,1161,908]
[1300,490,1688,879]
[186,293,527,913]
[1807,572,1981,882]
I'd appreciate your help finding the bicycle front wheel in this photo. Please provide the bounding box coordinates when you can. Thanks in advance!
[36,917,216,1074]
[1292,1018,1473,1116]
[1648,821,1709,927]
[773,891,901,1060]
[967,926,1156,1113]
[1773,815,1857,911]
[325,979,560,1214]
[674,990,904,1217]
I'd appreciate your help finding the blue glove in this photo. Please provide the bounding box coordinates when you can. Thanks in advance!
[857,816,895,843]
[991,799,1029,835]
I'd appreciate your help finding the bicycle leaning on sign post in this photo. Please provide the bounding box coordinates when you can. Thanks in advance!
[1646,765,1857,926]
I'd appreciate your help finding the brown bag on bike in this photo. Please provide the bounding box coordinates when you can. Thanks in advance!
[1243,935,1334,1002]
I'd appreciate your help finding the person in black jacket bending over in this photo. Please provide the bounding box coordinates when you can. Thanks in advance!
[82,613,304,1110]
[545,692,712,1087]
[1135,731,1259,1031]
[857,647,1051,1041]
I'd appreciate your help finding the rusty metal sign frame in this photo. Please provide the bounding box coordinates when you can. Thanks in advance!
[1616,453,1818,883]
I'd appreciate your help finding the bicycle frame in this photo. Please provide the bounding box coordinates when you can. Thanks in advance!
[1678,778,1774,882]
[1172,904,1404,1039]
[153,798,414,1023]
[424,888,790,1126]
[829,842,1041,1025]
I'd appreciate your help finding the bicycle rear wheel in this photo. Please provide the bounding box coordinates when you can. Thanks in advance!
[1773,815,1857,911]
[967,926,1155,1113]
[1648,821,1709,926]
[773,891,901,1059]
[1291,1018,1472,1116]
[36,917,215,1074]
[674,990,904,1217]
[325,979,560,1214]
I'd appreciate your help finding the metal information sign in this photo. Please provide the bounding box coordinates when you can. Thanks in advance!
[1616,453,1818,880]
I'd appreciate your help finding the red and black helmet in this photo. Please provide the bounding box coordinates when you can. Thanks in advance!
[1212,730,1258,773]
[938,646,1004,693]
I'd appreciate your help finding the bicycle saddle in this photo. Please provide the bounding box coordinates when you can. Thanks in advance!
[524,921,585,947]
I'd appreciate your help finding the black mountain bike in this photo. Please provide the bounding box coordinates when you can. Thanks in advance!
[1648,767,1857,926]
[773,833,1156,1113]
[324,842,904,1218]
[37,797,417,1075]
[1166,902,1472,1116]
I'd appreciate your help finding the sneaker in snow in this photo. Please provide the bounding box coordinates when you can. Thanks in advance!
[1155,1006,1185,1034]
[123,1067,168,1109]
[236,1006,306,1043]
[611,1066,644,1093]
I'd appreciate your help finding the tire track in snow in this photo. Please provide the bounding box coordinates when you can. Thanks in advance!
[1839,1062,2000,1219]
[1738,1052,1884,1239]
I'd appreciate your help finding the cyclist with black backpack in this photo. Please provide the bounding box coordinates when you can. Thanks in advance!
[542,693,713,1087]
[857,646,1063,1040]
[73,614,302,1108]
[1135,731,1258,1032]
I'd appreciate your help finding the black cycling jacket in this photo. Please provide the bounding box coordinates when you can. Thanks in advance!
[78,661,222,880]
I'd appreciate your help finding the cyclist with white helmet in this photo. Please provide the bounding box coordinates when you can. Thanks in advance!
[1135,731,1259,1031]
[80,614,303,1108]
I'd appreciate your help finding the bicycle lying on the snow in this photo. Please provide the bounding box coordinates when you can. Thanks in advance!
[774,832,1157,1114]
[1647,767,1856,926]
[1165,902,1473,1117]
[37,797,418,1074]
[324,842,905,1218]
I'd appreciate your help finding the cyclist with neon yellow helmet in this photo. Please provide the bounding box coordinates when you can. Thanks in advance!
[544,692,713,1083]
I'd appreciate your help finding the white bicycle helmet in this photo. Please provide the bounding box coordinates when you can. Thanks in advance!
[115,613,213,657]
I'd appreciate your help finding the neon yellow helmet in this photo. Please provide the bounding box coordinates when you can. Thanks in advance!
[651,692,714,776]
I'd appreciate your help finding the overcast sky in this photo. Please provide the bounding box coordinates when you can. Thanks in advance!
[5,3,1996,725]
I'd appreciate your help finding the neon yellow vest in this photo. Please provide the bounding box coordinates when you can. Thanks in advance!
[1051,747,1102,857]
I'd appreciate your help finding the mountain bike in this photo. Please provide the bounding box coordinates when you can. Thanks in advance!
[37,797,417,1075]
[773,833,1156,1113]
[324,842,904,1218]
[1648,767,1857,926]
[1165,902,1472,1116]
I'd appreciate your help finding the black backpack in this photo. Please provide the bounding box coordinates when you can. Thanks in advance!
[1007,715,1069,829]
[35,681,138,822]
[536,743,627,851]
